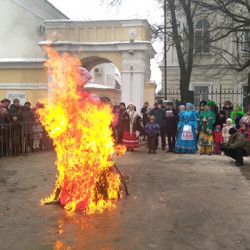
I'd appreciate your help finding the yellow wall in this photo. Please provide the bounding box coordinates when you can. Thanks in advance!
[0,69,46,83]
[144,82,157,106]
[0,89,47,107]
[46,22,152,43]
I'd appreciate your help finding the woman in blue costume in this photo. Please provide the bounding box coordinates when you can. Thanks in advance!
[174,103,198,153]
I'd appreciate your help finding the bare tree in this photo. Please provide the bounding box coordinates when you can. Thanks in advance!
[193,0,250,107]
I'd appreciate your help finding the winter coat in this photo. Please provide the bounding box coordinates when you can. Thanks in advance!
[150,107,166,128]
[240,115,250,126]
[122,111,142,134]
[222,106,233,119]
[165,107,178,134]
[141,105,151,126]
[230,105,244,129]
[145,122,160,137]
[214,113,226,129]
[222,123,235,144]
[32,123,43,140]
[115,108,126,131]
[213,131,223,144]
[239,128,250,142]
[199,109,215,136]
[227,132,250,155]
[10,120,21,146]
[20,106,34,123]
[9,104,21,116]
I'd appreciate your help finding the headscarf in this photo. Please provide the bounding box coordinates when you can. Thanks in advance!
[206,100,216,107]
[186,103,193,110]
[230,104,244,123]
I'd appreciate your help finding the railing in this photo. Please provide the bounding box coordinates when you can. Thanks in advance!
[156,88,247,111]
[0,122,54,158]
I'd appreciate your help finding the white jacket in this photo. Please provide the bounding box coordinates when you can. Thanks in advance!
[222,123,235,143]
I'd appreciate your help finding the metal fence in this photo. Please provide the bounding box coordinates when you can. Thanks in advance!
[0,122,54,158]
[156,88,248,111]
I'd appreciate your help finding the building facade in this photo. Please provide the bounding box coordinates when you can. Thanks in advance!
[0,0,68,105]
[160,3,249,110]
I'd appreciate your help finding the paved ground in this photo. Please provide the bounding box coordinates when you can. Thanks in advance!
[1,145,250,250]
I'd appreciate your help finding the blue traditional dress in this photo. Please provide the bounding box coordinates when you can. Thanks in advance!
[174,103,198,153]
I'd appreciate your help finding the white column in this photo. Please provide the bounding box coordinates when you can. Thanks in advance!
[121,51,149,111]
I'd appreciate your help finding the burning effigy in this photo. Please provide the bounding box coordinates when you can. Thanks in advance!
[39,46,126,214]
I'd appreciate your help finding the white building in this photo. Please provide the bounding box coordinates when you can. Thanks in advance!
[160,4,249,109]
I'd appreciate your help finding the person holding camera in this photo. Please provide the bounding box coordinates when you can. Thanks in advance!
[224,127,250,166]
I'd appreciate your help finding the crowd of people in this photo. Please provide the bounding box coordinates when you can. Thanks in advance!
[112,100,250,166]
[0,98,45,156]
[1,97,250,166]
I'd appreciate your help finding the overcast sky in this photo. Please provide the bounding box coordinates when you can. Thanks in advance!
[48,0,163,87]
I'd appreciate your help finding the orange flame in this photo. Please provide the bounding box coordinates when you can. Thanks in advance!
[39,46,121,213]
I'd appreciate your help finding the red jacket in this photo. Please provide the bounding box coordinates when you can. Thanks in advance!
[213,125,223,143]
[213,131,223,144]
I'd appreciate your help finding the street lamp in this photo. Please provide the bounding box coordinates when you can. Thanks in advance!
[164,0,167,100]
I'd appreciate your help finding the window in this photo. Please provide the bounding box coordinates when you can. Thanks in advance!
[194,86,209,109]
[195,20,210,54]
[243,30,250,51]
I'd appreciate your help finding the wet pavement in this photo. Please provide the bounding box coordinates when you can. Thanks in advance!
[1,146,250,249]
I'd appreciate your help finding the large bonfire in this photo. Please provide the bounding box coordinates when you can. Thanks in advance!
[39,46,125,214]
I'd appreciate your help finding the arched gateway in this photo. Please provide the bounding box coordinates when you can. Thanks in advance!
[41,20,156,109]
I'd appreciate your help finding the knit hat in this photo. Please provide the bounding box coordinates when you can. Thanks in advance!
[150,116,155,121]
[229,127,237,135]
[215,125,221,130]
[179,105,185,110]
[226,118,232,123]
[241,122,248,128]
[219,110,226,115]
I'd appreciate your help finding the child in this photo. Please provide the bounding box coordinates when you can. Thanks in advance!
[32,117,43,152]
[213,125,223,155]
[145,116,160,154]
[239,122,250,142]
[222,118,235,144]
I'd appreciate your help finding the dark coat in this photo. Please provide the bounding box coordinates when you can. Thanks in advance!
[115,108,126,131]
[150,107,166,128]
[227,132,250,155]
[214,114,226,129]
[10,120,22,146]
[20,106,35,123]
[9,104,21,116]
[141,105,150,126]
[122,112,142,133]
[165,108,178,134]
[222,106,233,119]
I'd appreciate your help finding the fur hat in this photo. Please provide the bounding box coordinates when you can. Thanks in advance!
[224,100,232,106]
